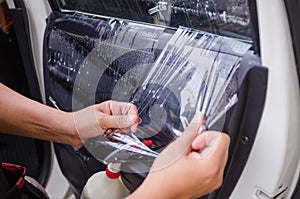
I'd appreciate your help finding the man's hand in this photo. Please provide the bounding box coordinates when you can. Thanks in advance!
[127,112,230,199]
[72,100,139,148]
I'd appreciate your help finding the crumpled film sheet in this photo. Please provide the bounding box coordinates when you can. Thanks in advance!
[74,24,251,170]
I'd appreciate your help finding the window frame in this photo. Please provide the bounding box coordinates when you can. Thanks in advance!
[284,0,300,86]
[47,0,260,54]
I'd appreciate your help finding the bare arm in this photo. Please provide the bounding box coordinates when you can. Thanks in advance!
[0,83,139,148]
[0,83,77,146]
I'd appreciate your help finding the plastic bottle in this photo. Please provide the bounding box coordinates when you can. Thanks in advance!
[81,163,130,199]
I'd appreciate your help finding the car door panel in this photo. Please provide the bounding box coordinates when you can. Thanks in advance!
[43,9,267,198]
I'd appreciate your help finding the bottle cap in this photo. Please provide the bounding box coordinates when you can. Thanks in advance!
[106,163,121,179]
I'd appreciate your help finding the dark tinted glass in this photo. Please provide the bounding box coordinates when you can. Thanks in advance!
[55,0,255,41]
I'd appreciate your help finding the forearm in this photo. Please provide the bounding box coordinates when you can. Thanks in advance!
[0,83,78,146]
[125,174,177,199]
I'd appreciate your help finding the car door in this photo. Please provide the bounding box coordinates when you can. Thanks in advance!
[4,0,300,198]
[0,0,51,189]
[40,1,270,198]
[12,0,300,198]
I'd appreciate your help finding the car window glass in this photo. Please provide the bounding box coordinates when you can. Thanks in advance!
[53,0,256,43]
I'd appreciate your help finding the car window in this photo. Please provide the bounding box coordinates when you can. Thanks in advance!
[53,0,257,44]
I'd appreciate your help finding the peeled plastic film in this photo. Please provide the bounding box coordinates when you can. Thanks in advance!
[46,14,251,171]
[73,25,250,168]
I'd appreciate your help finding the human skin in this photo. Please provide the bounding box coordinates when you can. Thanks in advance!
[0,83,139,148]
[126,112,230,199]
[0,83,229,198]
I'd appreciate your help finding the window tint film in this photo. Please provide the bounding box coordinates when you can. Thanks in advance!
[54,0,256,42]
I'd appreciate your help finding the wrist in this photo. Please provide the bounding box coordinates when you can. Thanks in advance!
[64,112,83,148]
[127,174,177,199]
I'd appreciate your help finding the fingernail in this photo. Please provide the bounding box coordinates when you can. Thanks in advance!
[138,117,142,124]
[198,124,207,134]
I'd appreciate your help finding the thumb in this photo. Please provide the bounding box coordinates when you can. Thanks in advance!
[175,111,206,149]
[150,112,205,172]
[100,114,139,130]
[161,111,205,155]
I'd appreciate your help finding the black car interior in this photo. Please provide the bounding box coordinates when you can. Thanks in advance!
[0,0,52,194]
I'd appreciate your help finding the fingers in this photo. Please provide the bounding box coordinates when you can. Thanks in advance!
[203,133,230,189]
[99,114,139,130]
[208,133,230,160]
[188,133,230,195]
[191,133,206,151]
[73,101,139,145]
[184,111,205,136]
[175,111,206,149]
[95,101,139,131]
[194,131,221,158]
[96,100,138,116]
[192,132,230,161]
[150,112,207,171]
